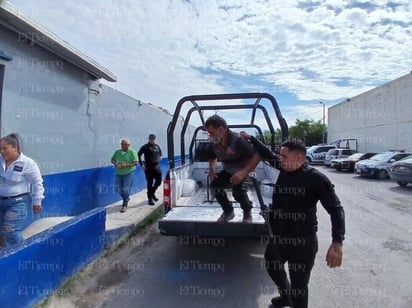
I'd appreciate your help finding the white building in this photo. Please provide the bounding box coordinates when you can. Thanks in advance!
[328,72,412,153]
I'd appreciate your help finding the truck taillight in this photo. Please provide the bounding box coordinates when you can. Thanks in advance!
[164,181,170,190]
[163,179,171,213]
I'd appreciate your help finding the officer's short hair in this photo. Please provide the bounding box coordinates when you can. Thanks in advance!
[281,139,306,155]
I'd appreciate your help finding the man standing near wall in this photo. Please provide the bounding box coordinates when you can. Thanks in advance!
[138,134,162,205]
[111,138,138,213]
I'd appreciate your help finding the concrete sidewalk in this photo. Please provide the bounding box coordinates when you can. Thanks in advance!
[104,186,164,246]
[22,186,164,246]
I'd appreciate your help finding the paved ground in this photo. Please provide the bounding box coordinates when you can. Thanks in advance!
[31,187,164,308]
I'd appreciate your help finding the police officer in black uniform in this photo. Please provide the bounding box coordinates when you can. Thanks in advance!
[263,139,345,308]
[138,134,162,205]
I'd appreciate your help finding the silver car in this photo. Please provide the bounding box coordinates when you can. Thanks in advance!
[324,148,357,167]
[389,156,412,186]
[355,151,411,179]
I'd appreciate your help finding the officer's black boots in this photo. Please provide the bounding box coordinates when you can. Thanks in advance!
[271,295,292,307]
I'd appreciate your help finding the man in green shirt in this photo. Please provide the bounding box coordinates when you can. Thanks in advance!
[111,138,138,212]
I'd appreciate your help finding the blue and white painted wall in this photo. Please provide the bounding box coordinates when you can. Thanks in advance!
[0,3,193,307]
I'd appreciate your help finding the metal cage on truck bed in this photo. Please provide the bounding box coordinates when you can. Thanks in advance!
[159,93,288,238]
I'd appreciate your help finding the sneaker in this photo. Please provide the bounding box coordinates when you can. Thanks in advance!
[120,206,127,213]
[122,197,130,207]
[217,211,235,223]
[243,210,253,224]
[271,296,291,307]
[148,199,155,206]
[152,195,159,202]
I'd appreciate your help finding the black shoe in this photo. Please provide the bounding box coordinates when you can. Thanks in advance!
[217,211,235,223]
[271,296,291,307]
[152,195,159,202]
[148,199,155,206]
[120,206,127,213]
[242,210,252,223]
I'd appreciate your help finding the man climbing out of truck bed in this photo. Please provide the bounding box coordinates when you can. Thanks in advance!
[204,115,260,224]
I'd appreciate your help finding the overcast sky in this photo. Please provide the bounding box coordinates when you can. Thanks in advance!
[6,0,412,125]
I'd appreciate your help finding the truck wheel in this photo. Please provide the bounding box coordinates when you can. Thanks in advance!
[376,169,388,179]
[397,181,408,187]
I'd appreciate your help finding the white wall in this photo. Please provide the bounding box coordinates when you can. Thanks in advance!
[328,72,412,153]
[1,24,192,175]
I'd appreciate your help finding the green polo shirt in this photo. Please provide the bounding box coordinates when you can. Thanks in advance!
[111,148,138,175]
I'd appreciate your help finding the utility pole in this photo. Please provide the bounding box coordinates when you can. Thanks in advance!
[319,101,325,144]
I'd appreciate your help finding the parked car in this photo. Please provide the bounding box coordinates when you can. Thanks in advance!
[354,151,412,179]
[389,156,412,187]
[324,148,357,167]
[306,145,336,164]
[331,152,377,172]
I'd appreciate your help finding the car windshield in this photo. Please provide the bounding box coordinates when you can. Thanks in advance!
[369,152,396,161]
[397,156,412,163]
[307,146,319,152]
[348,153,364,159]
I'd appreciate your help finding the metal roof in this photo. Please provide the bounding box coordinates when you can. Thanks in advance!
[0,2,117,82]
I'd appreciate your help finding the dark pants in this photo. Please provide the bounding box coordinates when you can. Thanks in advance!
[211,170,253,213]
[145,164,162,200]
[264,234,318,308]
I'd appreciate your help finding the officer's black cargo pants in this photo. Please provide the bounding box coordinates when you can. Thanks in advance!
[264,234,318,308]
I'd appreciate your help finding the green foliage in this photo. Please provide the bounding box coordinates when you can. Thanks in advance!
[256,118,326,148]
[288,119,326,146]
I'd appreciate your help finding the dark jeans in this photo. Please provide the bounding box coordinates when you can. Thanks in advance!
[211,170,253,213]
[145,164,162,200]
[264,234,318,308]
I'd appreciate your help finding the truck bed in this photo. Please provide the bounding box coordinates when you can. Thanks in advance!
[159,183,271,238]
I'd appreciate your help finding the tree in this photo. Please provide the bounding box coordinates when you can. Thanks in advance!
[258,118,326,148]
[288,119,326,146]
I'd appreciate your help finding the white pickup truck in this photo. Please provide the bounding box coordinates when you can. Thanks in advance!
[158,93,288,238]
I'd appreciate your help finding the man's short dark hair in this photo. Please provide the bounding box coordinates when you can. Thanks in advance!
[204,115,227,129]
[281,139,306,155]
